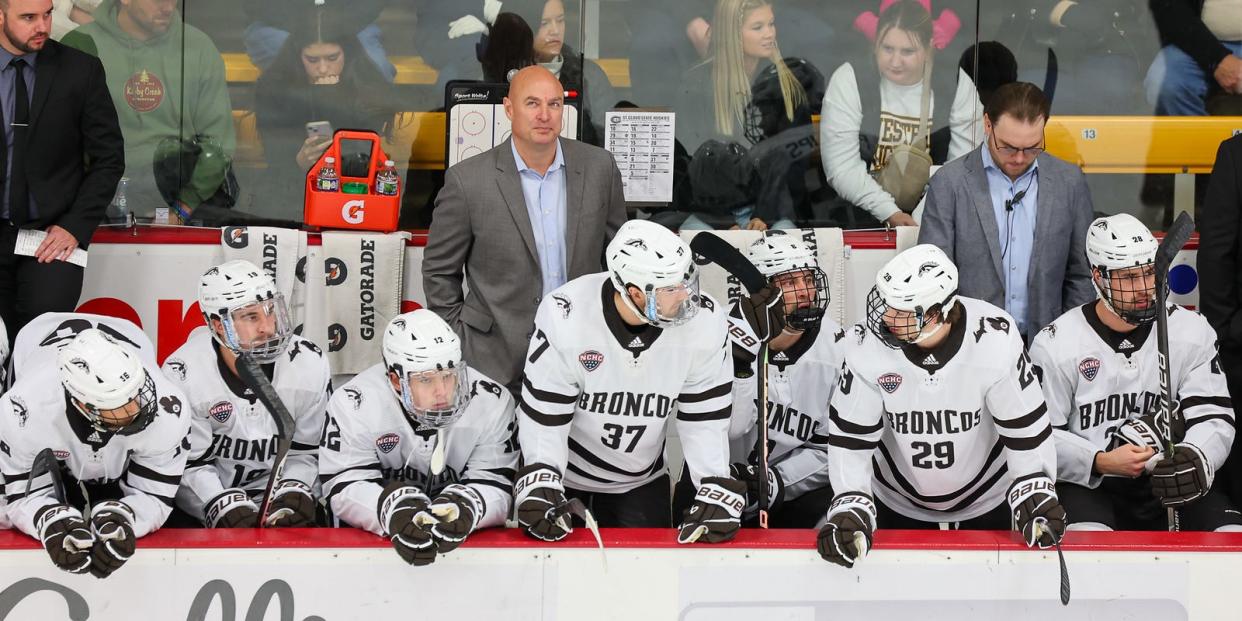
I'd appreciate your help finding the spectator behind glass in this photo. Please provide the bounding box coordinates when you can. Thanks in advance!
[479,12,534,83]
[50,0,100,40]
[820,0,982,228]
[508,0,616,146]
[1145,0,1242,116]
[254,10,396,222]
[674,0,817,232]
[243,0,395,83]
[63,0,236,225]
[625,0,713,107]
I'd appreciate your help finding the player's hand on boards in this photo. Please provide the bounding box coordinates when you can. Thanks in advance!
[729,462,784,518]
[265,480,317,527]
[1008,474,1065,548]
[817,493,876,568]
[738,285,786,343]
[514,464,573,542]
[677,477,747,544]
[36,505,94,575]
[379,482,439,566]
[416,484,483,553]
[88,500,136,578]
[1148,443,1213,507]
[206,488,260,528]
[1094,445,1156,478]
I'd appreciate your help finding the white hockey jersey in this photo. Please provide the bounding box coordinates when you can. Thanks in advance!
[0,317,191,539]
[1029,303,1234,488]
[319,363,518,536]
[828,297,1056,523]
[163,327,331,522]
[520,273,733,494]
[728,306,841,501]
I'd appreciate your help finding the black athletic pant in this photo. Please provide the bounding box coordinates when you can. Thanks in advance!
[875,496,1012,530]
[566,474,671,528]
[1058,478,1242,531]
[0,223,86,346]
[671,468,834,528]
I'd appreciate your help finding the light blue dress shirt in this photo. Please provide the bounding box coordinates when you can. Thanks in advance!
[981,145,1039,337]
[511,139,568,295]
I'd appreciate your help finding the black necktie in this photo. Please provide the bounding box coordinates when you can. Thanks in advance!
[9,58,29,225]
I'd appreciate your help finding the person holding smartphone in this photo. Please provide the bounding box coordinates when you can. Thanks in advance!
[255,6,394,220]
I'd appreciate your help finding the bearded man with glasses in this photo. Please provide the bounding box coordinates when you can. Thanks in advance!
[919,81,1096,343]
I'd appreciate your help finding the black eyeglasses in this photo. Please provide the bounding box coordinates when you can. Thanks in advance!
[991,132,1045,158]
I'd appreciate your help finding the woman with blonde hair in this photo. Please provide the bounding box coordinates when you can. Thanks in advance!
[674,0,821,231]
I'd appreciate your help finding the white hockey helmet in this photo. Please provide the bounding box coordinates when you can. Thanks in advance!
[382,310,472,428]
[866,244,959,348]
[607,219,700,328]
[1086,214,1159,325]
[58,329,158,434]
[198,260,292,362]
[746,234,829,330]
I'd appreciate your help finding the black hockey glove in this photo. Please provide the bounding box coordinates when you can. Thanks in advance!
[265,480,317,527]
[89,500,136,578]
[1007,474,1065,549]
[816,493,876,568]
[1148,443,1213,507]
[36,505,94,575]
[379,482,438,566]
[677,477,747,544]
[418,484,484,554]
[205,488,260,528]
[738,285,786,344]
[729,462,784,518]
[514,464,572,542]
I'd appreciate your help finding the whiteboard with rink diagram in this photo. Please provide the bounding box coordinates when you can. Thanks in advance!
[448,101,579,167]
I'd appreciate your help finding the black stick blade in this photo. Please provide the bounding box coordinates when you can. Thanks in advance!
[31,448,67,504]
[689,232,766,294]
[1156,212,1195,275]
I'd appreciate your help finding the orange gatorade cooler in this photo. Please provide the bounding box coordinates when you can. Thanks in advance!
[303,129,401,232]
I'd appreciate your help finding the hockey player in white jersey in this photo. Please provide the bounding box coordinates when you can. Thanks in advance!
[320,310,517,566]
[517,219,763,544]
[165,260,331,528]
[819,244,1064,568]
[0,325,190,577]
[673,234,839,527]
[0,316,8,392]
[1029,214,1239,531]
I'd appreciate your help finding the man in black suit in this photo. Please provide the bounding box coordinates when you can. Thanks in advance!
[0,0,124,343]
[1199,133,1242,507]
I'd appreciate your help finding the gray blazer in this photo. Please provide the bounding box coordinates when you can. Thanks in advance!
[918,148,1096,335]
[423,138,627,390]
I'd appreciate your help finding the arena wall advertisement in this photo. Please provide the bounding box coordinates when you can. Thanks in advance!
[75,228,1201,365]
[0,529,1239,620]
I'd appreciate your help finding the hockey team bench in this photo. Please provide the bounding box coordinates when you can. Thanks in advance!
[0,528,1239,619]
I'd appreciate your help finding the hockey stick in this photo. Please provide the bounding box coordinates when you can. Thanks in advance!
[235,354,296,528]
[548,498,608,571]
[689,232,773,528]
[1154,212,1195,532]
[30,448,67,505]
[1035,519,1071,606]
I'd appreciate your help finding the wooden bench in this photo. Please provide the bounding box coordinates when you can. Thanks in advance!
[223,53,633,88]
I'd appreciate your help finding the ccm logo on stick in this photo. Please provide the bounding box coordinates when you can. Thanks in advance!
[342,200,365,224]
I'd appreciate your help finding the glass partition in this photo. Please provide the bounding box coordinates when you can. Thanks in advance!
[58,1,1239,231]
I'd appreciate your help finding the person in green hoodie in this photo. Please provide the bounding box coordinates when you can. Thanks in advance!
[62,0,234,224]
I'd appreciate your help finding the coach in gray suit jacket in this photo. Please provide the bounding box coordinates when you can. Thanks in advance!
[919,82,1095,339]
[423,66,627,391]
